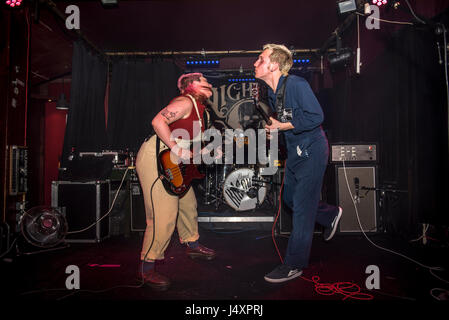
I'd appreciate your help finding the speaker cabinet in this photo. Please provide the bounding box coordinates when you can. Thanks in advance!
[129,182,146,232]
[336,166,378,233]
[51,180,110,242]
[276,168,321,235]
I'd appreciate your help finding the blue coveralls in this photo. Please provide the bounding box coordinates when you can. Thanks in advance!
[268,75,339,270]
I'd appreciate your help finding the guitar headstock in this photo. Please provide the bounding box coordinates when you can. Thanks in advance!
[250,81,272,125]
[250,82,259,103]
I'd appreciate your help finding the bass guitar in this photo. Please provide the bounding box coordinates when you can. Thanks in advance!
[158,148,205,198]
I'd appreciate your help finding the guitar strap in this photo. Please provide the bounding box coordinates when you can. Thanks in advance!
[274,75,289,155]
[156,136,163,178]
[275,75,290,123]
[185,94,203,140]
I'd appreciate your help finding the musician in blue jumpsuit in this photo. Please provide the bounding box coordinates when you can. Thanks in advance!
[254,44,342,283]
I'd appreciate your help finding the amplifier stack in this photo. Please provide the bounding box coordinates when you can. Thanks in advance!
[330,143,379,234]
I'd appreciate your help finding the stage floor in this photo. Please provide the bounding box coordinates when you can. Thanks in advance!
[1,224,448,309]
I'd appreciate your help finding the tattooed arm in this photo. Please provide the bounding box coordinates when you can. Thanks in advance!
[151,96,193,152]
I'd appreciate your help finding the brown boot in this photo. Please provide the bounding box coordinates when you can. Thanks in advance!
[140,269,171,291]
[186,244,216,260]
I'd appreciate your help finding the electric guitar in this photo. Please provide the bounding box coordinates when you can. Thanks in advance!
[250,82,272,125]
[250,82,288,161]
[158,148,205,198]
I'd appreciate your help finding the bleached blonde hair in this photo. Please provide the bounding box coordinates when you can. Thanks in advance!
[263,44,293,76]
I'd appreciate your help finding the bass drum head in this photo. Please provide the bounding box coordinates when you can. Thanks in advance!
[223,168,266,211]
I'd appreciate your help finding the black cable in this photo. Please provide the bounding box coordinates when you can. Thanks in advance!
[67,168,130,235]
[403,0,426,25]
[140,175,162,275]
[0,238,18,260]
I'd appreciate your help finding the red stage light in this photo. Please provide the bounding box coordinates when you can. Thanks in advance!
[6,0,22,7]
[372,0,387,6]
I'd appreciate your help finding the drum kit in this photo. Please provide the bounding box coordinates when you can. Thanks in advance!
[199,121,280,212]
[201,162,272,212]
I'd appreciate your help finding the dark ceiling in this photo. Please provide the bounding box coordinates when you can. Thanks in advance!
[27,0,449,88]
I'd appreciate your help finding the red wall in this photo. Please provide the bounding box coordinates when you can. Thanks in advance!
[43,99,68,206]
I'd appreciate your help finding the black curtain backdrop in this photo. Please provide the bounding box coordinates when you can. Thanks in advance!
[61,41,108,167]
[322,15,449,237]
[106,59,182,152]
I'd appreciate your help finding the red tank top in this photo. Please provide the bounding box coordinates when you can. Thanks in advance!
[169,95,205,141]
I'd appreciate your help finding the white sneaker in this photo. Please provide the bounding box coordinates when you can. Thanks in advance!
[323,206,343,241]
[264,264,303,283]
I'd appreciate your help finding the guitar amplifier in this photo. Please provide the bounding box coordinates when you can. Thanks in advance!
[330,143,378,163]
[336,165,378,233]
[9,145,28,195]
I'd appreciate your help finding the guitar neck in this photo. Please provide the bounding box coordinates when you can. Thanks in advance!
[251,82,272,126]
[253,99,272,125]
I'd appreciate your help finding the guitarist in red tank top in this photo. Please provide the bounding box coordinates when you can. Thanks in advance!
[135,73,217,290]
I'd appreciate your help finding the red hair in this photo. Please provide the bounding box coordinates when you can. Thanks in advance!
[177,73,209,103]
[177,73,203,91]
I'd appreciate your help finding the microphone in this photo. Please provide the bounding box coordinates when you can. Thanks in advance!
[354,177,360,202]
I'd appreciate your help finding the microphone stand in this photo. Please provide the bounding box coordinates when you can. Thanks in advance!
[252,178,281,186]
[359,185,408,206]
[360,185,408,194]
[358,185,408,233]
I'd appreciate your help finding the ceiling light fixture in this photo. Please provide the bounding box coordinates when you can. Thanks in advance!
[337,0,357,14]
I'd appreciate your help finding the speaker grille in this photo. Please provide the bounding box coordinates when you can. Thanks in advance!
[337,166,378,233]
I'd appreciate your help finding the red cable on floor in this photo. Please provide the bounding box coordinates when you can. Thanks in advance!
[271,167,374,301]
[299,275,374,300]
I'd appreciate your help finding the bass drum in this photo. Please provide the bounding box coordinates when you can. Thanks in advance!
[223,168,266,211]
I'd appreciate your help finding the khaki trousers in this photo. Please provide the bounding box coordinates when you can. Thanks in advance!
[136,135,199,261]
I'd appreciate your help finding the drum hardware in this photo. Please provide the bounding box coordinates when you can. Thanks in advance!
[202,162,231,209]
[246,187,258,199]
[200,148,287,212]
[251,178,281,186]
